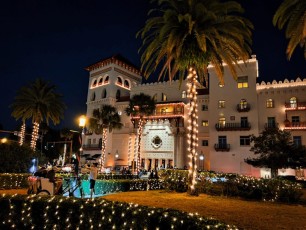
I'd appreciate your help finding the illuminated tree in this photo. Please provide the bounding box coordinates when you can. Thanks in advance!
[10,78,65,150]
[137,0,252,195]
[88,105,123,170]
[125,93,156,173]
[273,0,306,59]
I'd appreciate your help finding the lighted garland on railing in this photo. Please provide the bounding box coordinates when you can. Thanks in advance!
[0,194,237,229]
[30,122,39,150]
[186,67,199,194]
[19,122,26,146]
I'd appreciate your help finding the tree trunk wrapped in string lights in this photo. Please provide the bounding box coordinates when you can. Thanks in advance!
[187,67,199,195]
[136,118,145,172]
[19,122,26,146]
[30,122,39,150]
[101,128,107,170]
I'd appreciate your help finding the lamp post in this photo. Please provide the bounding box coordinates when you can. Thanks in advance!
[199,152,204,171]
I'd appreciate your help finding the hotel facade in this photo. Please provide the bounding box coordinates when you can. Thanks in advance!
[82,55,306,178]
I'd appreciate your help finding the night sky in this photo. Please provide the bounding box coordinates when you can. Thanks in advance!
[1,0,305,132]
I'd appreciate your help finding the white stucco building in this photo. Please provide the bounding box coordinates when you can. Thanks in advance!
[82,54,306,178]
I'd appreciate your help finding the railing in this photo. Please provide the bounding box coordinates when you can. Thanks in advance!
[284,122,306,130]
[236,104,250,112]
[264,123,279,129]
[214,144,230,152]
[82,144,102,150]
[215,122,251,131]
[131,110,184,119]
[285,102,306,110]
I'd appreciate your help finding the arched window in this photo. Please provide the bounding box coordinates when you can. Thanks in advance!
[266,99,274,108]
[162,93,167,101]
[116,89,121,99]
[182,91,186,98]
[290,97,297,108]
[92,79,97,87]
[117,77,123,85]
[98,77,103,85]
[102,89,107,98]
[104,76,109,84]
[152,94,157,102]
[124,80,130,88]
[90,92,96,101]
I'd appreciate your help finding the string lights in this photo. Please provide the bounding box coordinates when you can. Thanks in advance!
[100,128,107,171]
[186,67,199,195]
[30,122,39,150]
[136,119,145,173]
[19,122,26,146]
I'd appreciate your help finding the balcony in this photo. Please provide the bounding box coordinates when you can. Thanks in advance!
[285,102,306,111]
[284,122,306,130]
[236,104,250,112]
[215,123,251,131]
[264,123,279,129]
[214,144,230,152]
[82,144,102,150]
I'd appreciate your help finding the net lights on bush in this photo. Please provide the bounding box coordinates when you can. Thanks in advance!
[186,67,199,194]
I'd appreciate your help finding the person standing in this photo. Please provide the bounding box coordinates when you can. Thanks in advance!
[89,163,98,198]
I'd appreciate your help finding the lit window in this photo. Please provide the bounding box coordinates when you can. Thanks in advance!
[162,93,167,101]
[202,120,209,127]
[237,76,248,88]
[240,136,250,146]
[152,94,157,102]
[202,140,208,146]
[266,99,274,108]
[182,91,186,98]
[202,104,208,111]
[218,118,225,127]
[290,97,297,108]
[218,100,225,108]
[293,136,302,146]
[239,99,248,109]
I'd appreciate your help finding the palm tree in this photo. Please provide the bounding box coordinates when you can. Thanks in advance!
[273,0,306,60]
[137,0,252,195]
[88,105,123,170]
[125,93,156,173]
[10,78,66,150]
[60,128,74,164]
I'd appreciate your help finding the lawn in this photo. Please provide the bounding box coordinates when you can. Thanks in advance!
[1,189,306,229]
[104,190,306,230]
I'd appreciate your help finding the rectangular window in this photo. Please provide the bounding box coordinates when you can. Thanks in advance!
[218,100,225,108]
[241,117,248,128]
[202,104,208,111]
[292,116,300,126]
[266,99,274,108]
[218,136,227,148]
[293,136,302,146]
[240,136,250,146]
[237,76,248,88]
[267,117,276,128]
[202,120,209,127]
[202,140,208,146]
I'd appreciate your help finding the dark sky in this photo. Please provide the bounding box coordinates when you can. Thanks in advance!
[1,0,305,131]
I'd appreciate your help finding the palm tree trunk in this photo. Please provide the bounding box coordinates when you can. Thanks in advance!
[136,118,144,173]
[187,67,199,196]
[101,128,107,170]
[19,122,26,146]
[30,122,40,150]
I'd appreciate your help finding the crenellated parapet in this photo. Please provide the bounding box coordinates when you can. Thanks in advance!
[256,77,306,90]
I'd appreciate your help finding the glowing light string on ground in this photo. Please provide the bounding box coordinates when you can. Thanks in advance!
[30,122,39,150]
[186,67,199,195]
[19,122,26,146]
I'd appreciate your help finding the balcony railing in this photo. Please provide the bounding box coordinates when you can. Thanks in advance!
[236,104,250,112]
[131,110,184,119]
[215,122,251,131]
[285,102,306,111]
[214,144,230,152]
[284,122,306,130]
[264,123,279,129]
[82,144,102,150]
